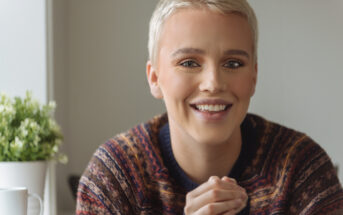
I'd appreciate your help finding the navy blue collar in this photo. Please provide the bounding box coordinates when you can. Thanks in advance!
[158,117,254,192]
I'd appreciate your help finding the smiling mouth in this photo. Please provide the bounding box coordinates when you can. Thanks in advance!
[190,104,232,112]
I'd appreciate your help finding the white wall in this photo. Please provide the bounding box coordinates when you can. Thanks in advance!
[248,0,343,181]
[54,0,161,212]
[53,0,343,213]
[0,0,47,101]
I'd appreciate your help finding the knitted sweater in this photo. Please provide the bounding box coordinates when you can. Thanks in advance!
[76,113,343,214]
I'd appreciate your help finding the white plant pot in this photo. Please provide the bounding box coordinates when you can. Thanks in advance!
[0,161,47,215]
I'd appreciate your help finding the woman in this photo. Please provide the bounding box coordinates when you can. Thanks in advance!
[76,0,343,214]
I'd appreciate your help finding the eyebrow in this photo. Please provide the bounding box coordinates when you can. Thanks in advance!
[224,49,250,59]
[171,47,250,59]
[171,48,205,57]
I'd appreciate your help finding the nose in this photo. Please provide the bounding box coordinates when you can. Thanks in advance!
[199,66,226,93]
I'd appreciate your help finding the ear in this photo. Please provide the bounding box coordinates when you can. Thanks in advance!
[146,61,163,99]
[250,63,258,97]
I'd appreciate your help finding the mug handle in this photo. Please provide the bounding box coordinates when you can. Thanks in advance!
[28,193,44,215]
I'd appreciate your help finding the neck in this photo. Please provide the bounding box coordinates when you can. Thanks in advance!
[170,125,242,184]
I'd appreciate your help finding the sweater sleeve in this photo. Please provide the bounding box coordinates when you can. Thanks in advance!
[76,144,135,215]
[288,137,343,215]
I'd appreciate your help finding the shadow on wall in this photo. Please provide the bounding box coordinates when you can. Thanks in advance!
[68,175,80,200]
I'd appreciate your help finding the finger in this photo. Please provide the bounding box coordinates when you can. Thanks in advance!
[185,177,221,213]
[227,192,249,214]
[187,176,220,199]
[221,176,237,184]
[221,177,247,196]
[220,197,247,215]
[185,177,246,214]
[236,195,248,213]
[222,210,236,215]
[186,188,247,214]
[221,203,247,215]
[221,177,245,191]
[222,209,239,215]
[193,188,247,209]
[196,198,244,215]
[189,176,242,199]
[221,177,249,213]
[219,177,248,204]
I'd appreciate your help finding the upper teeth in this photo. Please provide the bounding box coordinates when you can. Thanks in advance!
[196,104,226,112]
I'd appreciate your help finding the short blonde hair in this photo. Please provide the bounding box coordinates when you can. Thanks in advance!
[148,0,258,65]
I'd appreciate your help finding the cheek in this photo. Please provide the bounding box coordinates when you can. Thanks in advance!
[229,74,255,99]
[159,71,195,100]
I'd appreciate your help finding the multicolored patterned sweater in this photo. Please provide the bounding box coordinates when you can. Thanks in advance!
[76,113,343,214]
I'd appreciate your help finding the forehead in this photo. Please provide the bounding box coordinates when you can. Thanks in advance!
[158,8,254,58]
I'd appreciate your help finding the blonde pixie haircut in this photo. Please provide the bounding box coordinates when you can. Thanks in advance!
[148,0,258,65]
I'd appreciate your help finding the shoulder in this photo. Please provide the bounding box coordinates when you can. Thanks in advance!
[244,114,343,214]
[245,113,320,162]
[77,114,170,213]
[245,113,331,176]
[98,113,168,175]
[245,113,307,144]
[92,113,169,186]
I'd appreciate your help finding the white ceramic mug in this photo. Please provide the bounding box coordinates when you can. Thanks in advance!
[0,187,43,215]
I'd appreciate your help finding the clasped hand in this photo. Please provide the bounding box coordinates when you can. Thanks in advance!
[184,176,248,215]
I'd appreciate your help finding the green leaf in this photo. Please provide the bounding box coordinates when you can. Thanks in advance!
[0,91,66,163]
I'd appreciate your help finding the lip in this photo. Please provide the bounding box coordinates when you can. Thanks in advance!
[190,98,231,106]
[189,98,232,122]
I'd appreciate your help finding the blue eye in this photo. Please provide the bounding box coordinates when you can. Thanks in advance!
[224,60,244,69]
[180,60,200,68]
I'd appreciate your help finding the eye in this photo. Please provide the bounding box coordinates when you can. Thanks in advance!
[223,60,244,69]
[179,60,200,68]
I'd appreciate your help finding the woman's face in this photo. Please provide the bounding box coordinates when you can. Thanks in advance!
[147,8,257,145]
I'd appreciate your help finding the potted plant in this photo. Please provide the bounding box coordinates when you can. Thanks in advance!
[0,91,66,215]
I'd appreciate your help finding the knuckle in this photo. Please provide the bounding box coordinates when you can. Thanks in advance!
[184,205,191,214]
[229,211,236,215]
[239,186,247,193]
[205,203,216,214]
[210,177,221,187]
[210,189,221,200]
[209,176,219,181]
[243,192,248,200]
[240,190,248,201]
[185,192,193,202]
[230,178,237,184]
[234,198,243,207]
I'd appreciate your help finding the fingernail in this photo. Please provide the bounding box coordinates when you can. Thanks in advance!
[230,178,237,183]
[209,176,219,181]
[235,198,242,205]
[222,176,229,180]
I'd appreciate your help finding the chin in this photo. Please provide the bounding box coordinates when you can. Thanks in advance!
[191,129,235,146]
